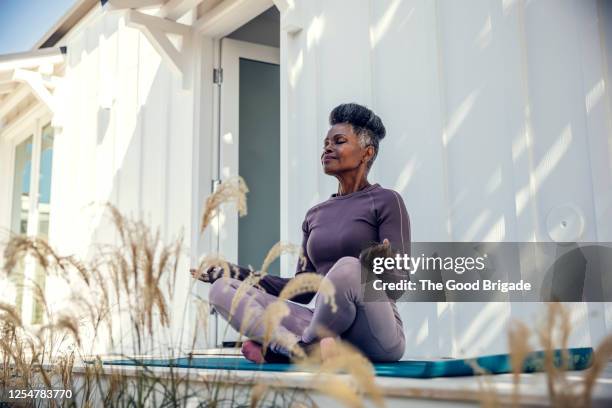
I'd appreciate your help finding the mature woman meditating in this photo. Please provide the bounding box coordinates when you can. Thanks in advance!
[197,103,410,363]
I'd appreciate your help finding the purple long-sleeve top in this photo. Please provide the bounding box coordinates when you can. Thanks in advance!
[255,183,411,303]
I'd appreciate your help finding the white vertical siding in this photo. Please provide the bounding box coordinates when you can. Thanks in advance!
[282,0,612,357]
[47,9,196,350]
[52,10,194,251]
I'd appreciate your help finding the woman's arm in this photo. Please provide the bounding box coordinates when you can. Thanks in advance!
[376,190,411,300]
[191,217,317,304]
[272,217,317,303]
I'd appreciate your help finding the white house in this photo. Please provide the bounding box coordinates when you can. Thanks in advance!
[0,0,611,359]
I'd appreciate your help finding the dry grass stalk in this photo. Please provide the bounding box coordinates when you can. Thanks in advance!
[261,301,290,354]
[190,296,210,351]
[537,302,577,406]
[583,334,612,407]
[0,202,319,406]
[297,339,384,408]
[38,313,82,348]
[2,235,60,275]
[508,320,531,407]
[229,274,261,321]
[315,377,364,408]
[238,297,258,342]
[506,305,612,408]
[200,176,249,233]
[260,242,306,276]
[249,383,269,408]
[465,358,499,408]
[228,241,306,329]
[0,302,22,328]
[279,273,337,313]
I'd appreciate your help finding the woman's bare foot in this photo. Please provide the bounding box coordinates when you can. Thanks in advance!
[241,340,265,363]
[319,337,339,360]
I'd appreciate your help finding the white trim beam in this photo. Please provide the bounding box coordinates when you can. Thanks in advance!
[160,0,204,20]
[0,48,65,72]
[125,9,192,85]
[0,71,13,84]
[0,84,31,119]
[140,24,184,75]
[194,0,271,37]
[12,69,57,114]
[0,83,16,94]
[104,0,166,9]
[127,8,191,35]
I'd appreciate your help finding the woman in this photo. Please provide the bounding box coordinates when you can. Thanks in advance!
[196,103,410,363]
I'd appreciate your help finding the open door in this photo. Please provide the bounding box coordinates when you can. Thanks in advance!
[214,38,280,345]
[218,38,280,274]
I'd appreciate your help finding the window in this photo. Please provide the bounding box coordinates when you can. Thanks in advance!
[9,121,54,325]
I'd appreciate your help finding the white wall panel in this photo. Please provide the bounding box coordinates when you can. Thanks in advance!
[43,9,197,350]
[282,0,612,357]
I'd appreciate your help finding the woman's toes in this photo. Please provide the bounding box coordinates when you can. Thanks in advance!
[241,340,265,363]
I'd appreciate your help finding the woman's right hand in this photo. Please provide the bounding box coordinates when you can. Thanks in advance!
[190,268,209,282]
[190,266,227,283]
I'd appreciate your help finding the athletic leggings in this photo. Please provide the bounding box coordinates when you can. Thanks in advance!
[208,256,406,362]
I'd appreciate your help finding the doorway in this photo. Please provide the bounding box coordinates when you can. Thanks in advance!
[217,7,281,276]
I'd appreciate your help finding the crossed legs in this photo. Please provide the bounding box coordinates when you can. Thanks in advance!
[208,257,405,362]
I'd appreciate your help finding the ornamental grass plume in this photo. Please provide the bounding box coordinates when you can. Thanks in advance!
[200,176,249,233]
[279,273,337,313]
[537,302,576,406]
[508,320,531,407]
[261,301,290,354]
[249,383,268,408]
[229,241,305,325]
[583,335,612,407]
[260,241,306,276]
[190,296,210,351]
[0,202,317,407]
[466,358,499,408]
[0,302,22,328]
[316,377,364,408]
[297,338,384,408]
[505,302,612,407]
[229,273,260,321]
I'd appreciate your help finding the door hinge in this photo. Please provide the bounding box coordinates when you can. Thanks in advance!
[213,68,223,85]
[211,178,221,193]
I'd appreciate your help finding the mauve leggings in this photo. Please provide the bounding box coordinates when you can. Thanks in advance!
[208,256,406,362]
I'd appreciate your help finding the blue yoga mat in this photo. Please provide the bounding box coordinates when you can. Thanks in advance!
[102,347,592,378]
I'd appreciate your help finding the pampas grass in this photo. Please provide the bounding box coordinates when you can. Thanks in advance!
[503,302,612,407]
[0,196,318,407]
[261,301,290,355]
[279,273,337,313]
[261,242,306,276]
[508,320,530,407]
[583,335,612,407]
[297,339,384,408]
[200,176,248,233]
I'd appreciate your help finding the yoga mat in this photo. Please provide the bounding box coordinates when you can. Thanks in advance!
[101,347,593,379]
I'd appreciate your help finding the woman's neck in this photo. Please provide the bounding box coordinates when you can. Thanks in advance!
[336,176,371,196]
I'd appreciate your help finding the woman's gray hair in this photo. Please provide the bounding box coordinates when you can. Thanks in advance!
[329,103,386,169]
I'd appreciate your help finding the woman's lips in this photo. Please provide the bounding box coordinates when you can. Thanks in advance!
[322,155,337,163]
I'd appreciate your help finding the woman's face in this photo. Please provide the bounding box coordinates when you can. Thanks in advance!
[321,123,372,175]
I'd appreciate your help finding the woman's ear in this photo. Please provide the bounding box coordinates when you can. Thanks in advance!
[364,145,375,164]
